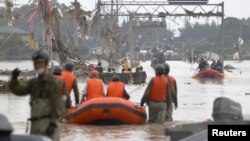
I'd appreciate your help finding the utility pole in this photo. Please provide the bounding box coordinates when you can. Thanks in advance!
[111,0,114,16]
[116,0,118,23]
[73,0,81,52]
[97,0,101,47]
[39,0,53,67]
[221,2,225,71]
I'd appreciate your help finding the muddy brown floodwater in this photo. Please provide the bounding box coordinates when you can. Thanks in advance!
[0,60,250,141]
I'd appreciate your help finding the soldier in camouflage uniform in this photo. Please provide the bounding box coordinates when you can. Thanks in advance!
[9,49,63,141]
[132,66,147,84]
[163,63,178,122]
[95,62,104,74]
[53,66,69,116]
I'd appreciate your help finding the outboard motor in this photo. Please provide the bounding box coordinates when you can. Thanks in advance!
[165,97,248,141]
[0,114,13,136]
[0,114,52,141]
[212,97,243,121]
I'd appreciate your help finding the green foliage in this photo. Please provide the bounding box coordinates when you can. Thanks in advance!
[0,35,33,60]
[178,18,250,58]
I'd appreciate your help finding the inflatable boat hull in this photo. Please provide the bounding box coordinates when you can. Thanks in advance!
[66,97,146,125]
[193,70,224,79]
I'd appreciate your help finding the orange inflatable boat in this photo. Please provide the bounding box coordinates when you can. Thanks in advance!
[193,70,224,79]
[66,97,146,125]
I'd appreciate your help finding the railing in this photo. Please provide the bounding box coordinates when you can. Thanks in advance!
[168,0,208,5]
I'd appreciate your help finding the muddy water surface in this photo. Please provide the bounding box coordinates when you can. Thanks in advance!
[0,60,250,141]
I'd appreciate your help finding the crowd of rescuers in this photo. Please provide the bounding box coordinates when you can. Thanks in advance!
[92,60,146,75]
[8,49,130,141]
[93,61,147,84]
[8,49,177,141]
[17,50,133,140]
[198,57,223,73]
[56,60,176,124]
[53,63,130,103]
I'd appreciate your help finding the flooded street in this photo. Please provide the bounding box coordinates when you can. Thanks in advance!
[0,60,250,141]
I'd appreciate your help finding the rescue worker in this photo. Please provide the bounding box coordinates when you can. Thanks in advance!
[198,57,209,71]
[102,67,114,84]
[139,66,147,83]
[214,60,223,73]
[210,60,217,70]
[140,64,168,124]
[132,67,141,84]
[163,63,178,122]
[132,66,147,84]
[61,62,79,106]
[95,61,104,74]
[53,67,70,109]
[106,75,130,100]
[82,70,105,101]
[9,49,63,141]
[121,68,125,73]
[107,67,113,73]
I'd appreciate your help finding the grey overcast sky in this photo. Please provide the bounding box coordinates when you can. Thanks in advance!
[62,0,249,18]
[13,0,250,18]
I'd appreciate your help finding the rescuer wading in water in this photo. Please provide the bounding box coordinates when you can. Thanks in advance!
[141,64,169,124]
[163,63,178,122]
[9,49,64,141]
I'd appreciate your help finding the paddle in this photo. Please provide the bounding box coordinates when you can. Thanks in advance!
[128,84,144,94]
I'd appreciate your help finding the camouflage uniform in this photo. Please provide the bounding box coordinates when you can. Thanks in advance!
[53,76,69,114]
[148,101,166,124]
[132,72,147,84]
[9,75,63,141]
[165,76,178,122]
[101,73,114,84]
[141,79,167,124]
[95,65,103,74]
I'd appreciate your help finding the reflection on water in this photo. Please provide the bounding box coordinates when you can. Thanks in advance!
[0,60,250,140]
[60,124,169,141]
[196,78,224,85]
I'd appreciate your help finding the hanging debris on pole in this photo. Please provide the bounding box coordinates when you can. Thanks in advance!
[64,0,92,49]
[28,0,86,67]
[0,0,21,26]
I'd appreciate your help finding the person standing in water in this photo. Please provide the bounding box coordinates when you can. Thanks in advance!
[141,64,169,124]
[81,70,105,101]
[106,75,130,100]
[163,63,178,122]
[9,49,63,141]
[53,66,70,113]
[61,62,80,107]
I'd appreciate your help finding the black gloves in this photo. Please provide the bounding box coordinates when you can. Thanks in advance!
[12,68,21,80]
[140,99,145,107]
[140,102,144,107]
[65,95,72,108]
[45,123,57,136]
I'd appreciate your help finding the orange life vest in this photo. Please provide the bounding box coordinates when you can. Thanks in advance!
[86,78,104,100]
[107,82,125,98]
[165,75,177,95]
[61,70,76,93]
[150,76,168,101]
